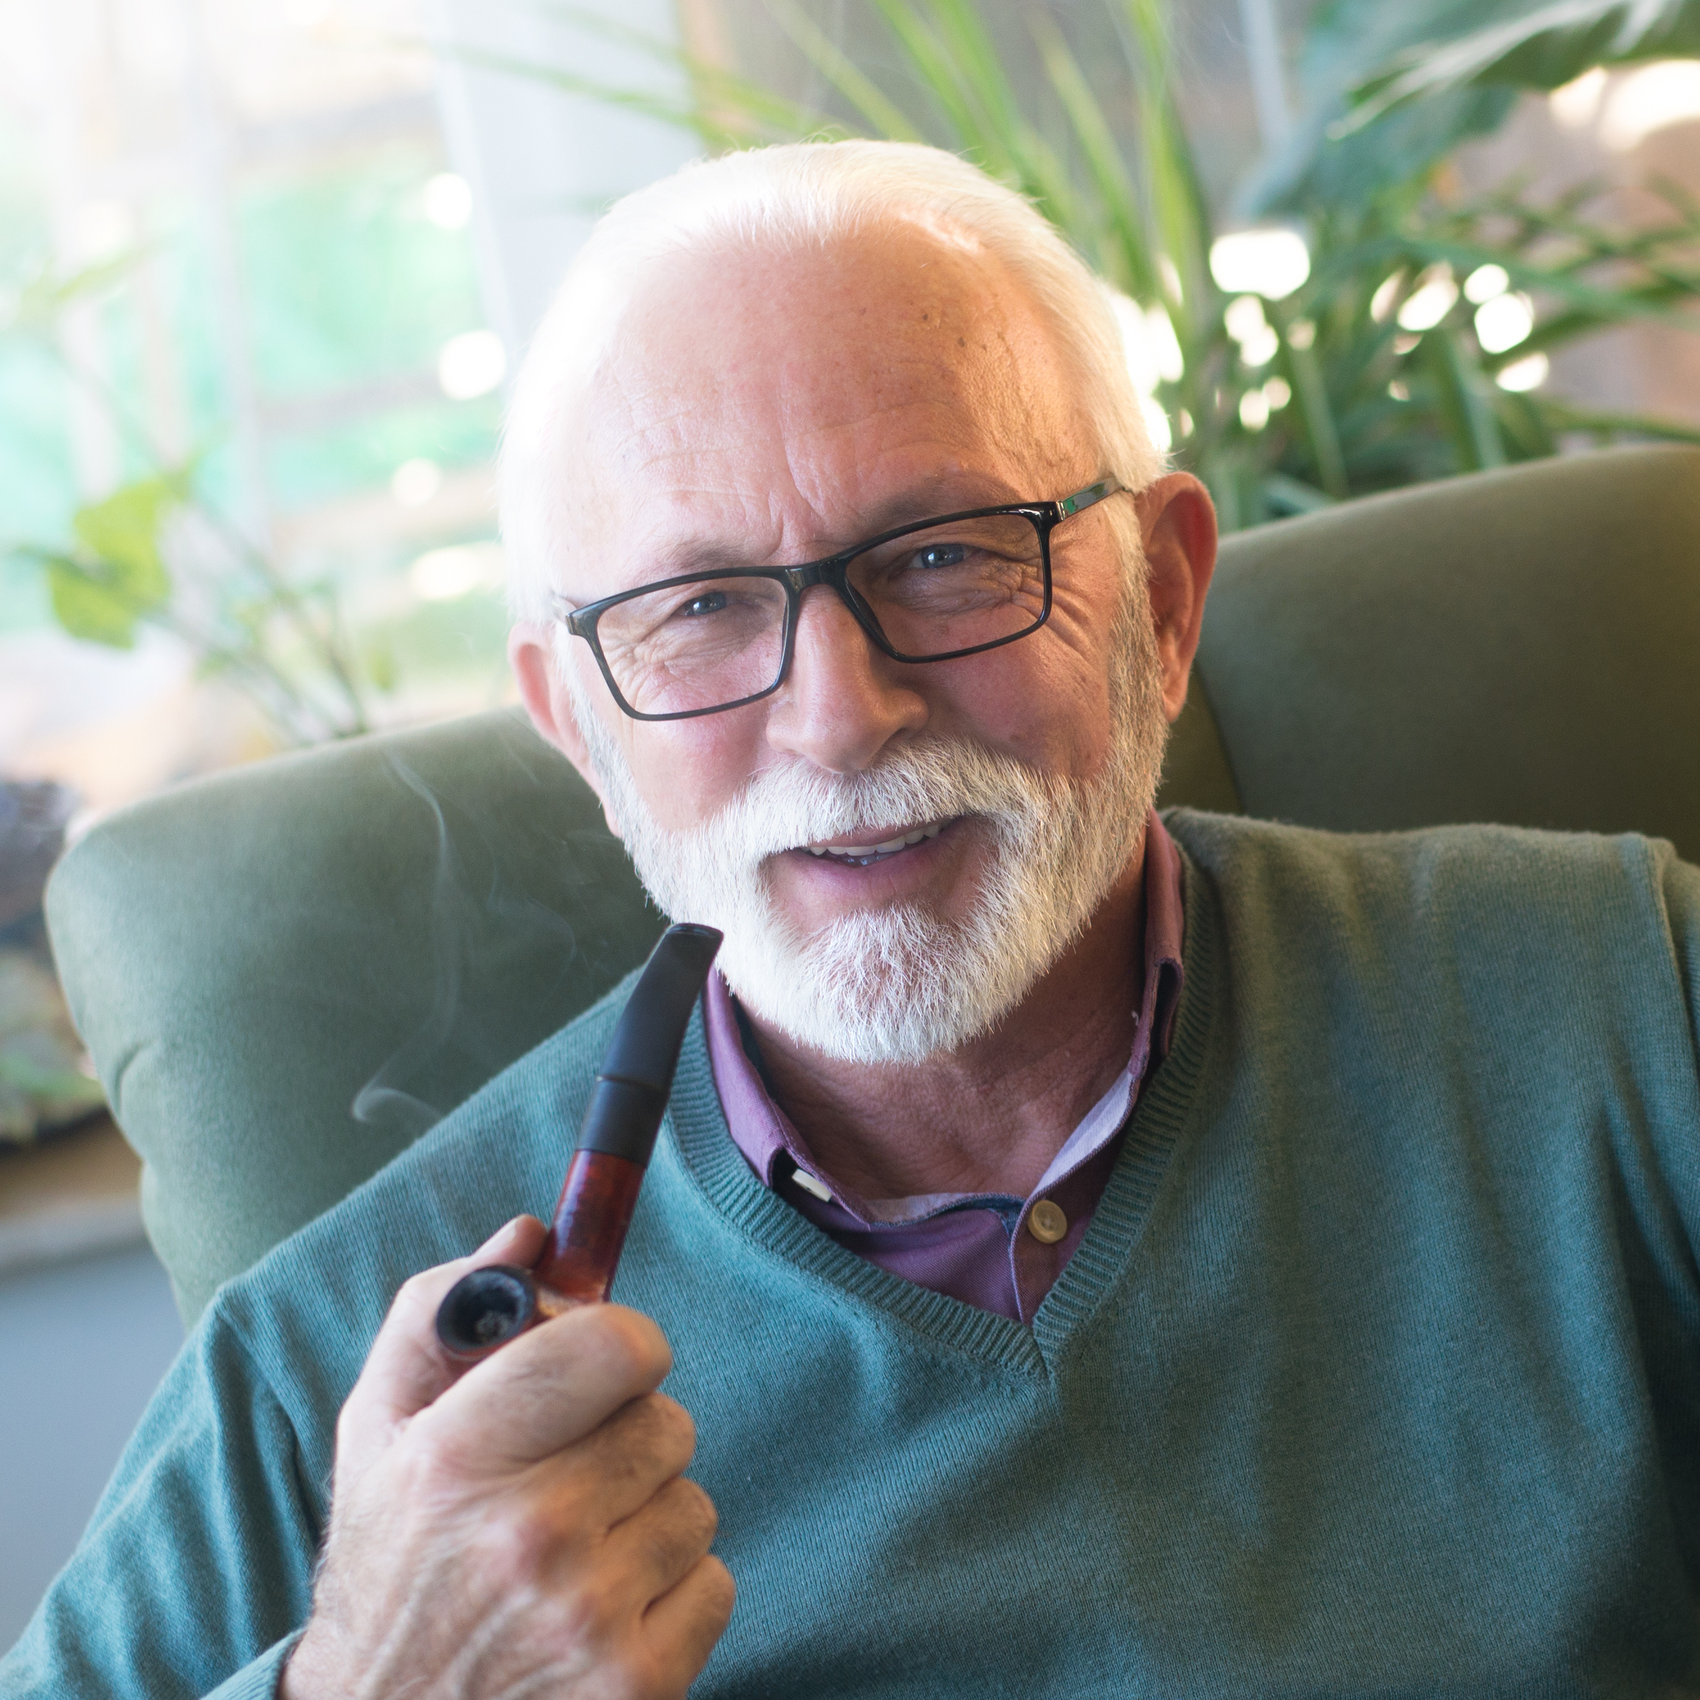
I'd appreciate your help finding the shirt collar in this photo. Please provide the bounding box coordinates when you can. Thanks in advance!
[703,807,1186,1215]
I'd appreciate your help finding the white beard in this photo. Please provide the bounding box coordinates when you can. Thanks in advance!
[561,584,1169,1064]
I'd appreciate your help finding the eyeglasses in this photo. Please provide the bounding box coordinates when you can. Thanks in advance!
[551,479,1126,721]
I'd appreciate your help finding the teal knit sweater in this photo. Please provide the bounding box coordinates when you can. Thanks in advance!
[6,812,1700,1698]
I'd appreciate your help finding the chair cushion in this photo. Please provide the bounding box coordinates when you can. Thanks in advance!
[47,711,663,1319]
[1198,444,1700,862]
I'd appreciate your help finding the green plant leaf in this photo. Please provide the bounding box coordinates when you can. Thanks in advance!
[7,251,147,333]
[16,476,181,649]
[1247,87,1517,217]
[762,0,924,141]
[1028,13,1158,299]
[1538,399,1700,441]
[1243,0,1526,214]
[1118,0,1212,313]
[41,555,144,648]
[1347,0,1700,131]
[1281,333,1351,499]
[71,476,177,602]
[451,36,829,151]
[1424,330,1509,469]
[0,1049,107,1106]
[447,0,1700,534]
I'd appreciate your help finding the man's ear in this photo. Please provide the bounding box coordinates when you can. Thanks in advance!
[508,624,624,840]
[1134,472,1218,724]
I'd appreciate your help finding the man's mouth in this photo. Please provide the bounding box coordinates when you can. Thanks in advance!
[800,819,951,868]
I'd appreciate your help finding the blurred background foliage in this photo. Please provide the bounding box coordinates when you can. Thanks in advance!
[4,0,1700,750]
[521,0,1700,532]
[1,162,506,739]
[0,9,510,750]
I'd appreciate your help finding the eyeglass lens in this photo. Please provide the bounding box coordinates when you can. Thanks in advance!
[593,511,1047,717]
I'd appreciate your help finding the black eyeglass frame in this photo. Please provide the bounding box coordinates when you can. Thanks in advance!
[550,478,1127,723]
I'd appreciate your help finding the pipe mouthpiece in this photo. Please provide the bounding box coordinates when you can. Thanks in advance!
[578,923,722,1164]
[598,924,724,1090]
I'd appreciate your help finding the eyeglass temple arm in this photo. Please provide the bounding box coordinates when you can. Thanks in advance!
[1056,479,1124,518]
[549,593,593,637]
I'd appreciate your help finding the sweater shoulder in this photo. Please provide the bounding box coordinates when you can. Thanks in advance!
[1160,811,1700,1096]
[204,966,642,1469]
[1161,807,1688,938]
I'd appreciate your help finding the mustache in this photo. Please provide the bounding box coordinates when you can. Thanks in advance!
[660,735,1067,873]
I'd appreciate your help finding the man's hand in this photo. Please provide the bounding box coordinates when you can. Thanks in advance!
[282,1217,735,1700]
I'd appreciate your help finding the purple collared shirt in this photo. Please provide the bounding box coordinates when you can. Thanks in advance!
[704,811,1185,1323]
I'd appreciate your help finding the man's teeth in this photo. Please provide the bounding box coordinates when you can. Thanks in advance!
[804,821,947,859]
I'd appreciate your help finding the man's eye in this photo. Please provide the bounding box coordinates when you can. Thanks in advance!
[912,543,968,570]
[677,590,730,617]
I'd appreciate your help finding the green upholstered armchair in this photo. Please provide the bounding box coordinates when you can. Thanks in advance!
[44,445,1700,1323]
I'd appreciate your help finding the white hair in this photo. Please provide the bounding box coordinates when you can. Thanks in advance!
[501,138,1167,624]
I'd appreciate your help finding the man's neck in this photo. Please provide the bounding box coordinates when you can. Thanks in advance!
[745,848,1148,1202]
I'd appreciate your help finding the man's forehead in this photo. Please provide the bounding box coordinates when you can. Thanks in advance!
[562,222,1086,587]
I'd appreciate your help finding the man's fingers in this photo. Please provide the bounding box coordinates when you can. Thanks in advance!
[509,1389,698,1538]
[339,1216,549,1467]
[423,1302,674,1473]
[600,1474,719,1600]
[640,1555,737,1694]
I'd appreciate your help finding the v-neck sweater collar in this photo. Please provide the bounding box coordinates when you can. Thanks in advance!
[657,842,1218,1374]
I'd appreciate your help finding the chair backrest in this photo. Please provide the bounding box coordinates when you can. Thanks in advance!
[46,445,1700,1320]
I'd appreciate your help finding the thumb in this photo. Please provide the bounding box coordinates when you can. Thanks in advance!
[335,1215,548,1477]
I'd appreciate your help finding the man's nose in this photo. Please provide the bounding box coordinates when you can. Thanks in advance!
[763,585,928,772]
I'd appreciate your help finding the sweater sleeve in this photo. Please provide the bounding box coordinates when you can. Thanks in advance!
[1655,848,1700,1256]
[0,1306,321,1699]
[1668,852,1700,1017]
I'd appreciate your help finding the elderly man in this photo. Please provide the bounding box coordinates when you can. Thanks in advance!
[6,139,1700,1700]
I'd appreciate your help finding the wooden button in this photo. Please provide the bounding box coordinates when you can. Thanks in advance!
[1028,1200,1068,1244]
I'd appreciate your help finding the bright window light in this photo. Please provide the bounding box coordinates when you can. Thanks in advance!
[75,199,135,261]
[390,458,442,508]
[423,173,473,231]
[1601,61,1700,151]
[1209,228,1311,301]
[1224,294,1267,344]
[1140,395,1174,453]
[438,330,506,400]
[1397,265,1458,332]
[1549,66,1607,128]
[1497,351,1550,393]
[1240,323,1280,368]
[1109,293,1156,395]
[1369,272,1403,323]
[1475,292,1534,354]
[1108,293,1184,397]
[409,543,504,601]
[1239,388,1270,431]
[1146,306,1184,383]
[1464,264,1509,305]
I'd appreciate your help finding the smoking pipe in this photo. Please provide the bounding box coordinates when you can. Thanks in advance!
[435,922,722,1360]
